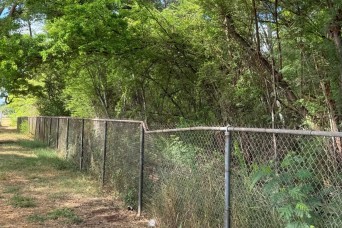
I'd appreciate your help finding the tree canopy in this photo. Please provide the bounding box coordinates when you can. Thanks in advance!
[1,0,342,130]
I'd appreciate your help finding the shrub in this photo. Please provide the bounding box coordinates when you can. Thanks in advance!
[250,152,321,228]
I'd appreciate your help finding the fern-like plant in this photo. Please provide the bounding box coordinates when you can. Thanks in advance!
[250,152,321,228]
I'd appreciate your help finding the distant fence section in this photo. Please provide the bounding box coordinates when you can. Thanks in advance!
[18,116,342,228]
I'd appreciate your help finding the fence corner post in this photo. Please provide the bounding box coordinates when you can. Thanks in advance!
[138,123,145,217]
[225,128,232,228]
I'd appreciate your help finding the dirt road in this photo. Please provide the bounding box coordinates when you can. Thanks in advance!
[0,118,147,227]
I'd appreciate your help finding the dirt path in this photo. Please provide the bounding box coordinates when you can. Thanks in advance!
[0,118,147,227]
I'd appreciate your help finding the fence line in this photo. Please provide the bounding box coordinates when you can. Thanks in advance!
[18,116,342,228]
[36,116,342,137]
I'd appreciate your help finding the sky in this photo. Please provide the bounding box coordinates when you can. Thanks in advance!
[1,6,45,35]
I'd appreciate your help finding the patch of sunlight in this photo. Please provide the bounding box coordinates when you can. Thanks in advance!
[0,152,37,158]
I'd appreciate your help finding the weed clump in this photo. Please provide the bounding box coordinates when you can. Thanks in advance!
[10,194,36,208]
[27,207,83,225]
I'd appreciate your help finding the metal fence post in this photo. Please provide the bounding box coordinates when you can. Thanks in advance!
[80,119,85,170]
[102,121,108,186]
[17,117,21,132]
[39,117,42,140]
[35,117,38,139]
[49,118,52,146]
[44,118,47,144]
[225,129,232,228]
[137,124,145,216]
[65,118,70,159]
[43,118,46,142]
[56,118,60,149]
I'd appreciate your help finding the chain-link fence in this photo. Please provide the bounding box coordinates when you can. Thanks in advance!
[230,129,342,228]
[18,117,342,228]
[144,128,226,227]
[18,117,142,210]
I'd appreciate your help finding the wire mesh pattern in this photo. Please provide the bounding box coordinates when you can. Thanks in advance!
[144,130,225,227]
[104,121,141,206]
[231,132,342,228]
[19,117,142,209]
[66,118,83,165]
[18,117,342,228]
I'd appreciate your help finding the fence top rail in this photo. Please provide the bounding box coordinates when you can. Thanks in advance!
[21,116,342,137]
[146,126,226,133]
[27,116,143,124]
[227,127,342,137]
[145,126,342,137]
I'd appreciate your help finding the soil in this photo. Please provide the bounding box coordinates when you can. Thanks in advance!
[0,118,148,228]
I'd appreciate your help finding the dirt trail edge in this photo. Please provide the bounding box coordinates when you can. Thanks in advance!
[0,118,147,228]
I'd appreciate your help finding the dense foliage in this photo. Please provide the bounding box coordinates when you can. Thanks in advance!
[1,0,342,130]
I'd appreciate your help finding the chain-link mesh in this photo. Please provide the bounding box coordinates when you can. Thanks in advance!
[80,119,105,180]
[18,117,342,227]
[19,117,142,210]
[66,118,83,166]
[28,117,36,135]
[105,121,141,207]
[144,130,225,228]
[58,118,68,152]
[230,132,342,228]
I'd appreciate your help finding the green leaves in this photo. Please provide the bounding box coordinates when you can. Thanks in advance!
[249,165,272,190]
[249,152,321,227]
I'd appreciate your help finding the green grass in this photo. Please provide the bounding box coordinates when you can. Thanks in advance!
[47,208,83,223]
[0,147,75,173]
[17,139,47,149]
[27,208,83,224]
[27,214,47,223]
[10,194,36,208]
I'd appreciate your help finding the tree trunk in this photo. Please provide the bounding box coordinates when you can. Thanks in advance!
[320,80,342,160]
[328,8,342,121]
[223,14,309,120]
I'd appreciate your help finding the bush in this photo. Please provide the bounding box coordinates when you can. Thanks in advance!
[250,152,321,227]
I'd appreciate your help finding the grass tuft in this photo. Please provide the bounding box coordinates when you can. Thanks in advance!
[27,214,47,223]
[27,208,83,225]
[10,194,36,208]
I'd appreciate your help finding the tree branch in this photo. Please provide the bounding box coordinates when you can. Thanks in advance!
[223,14,309,118]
